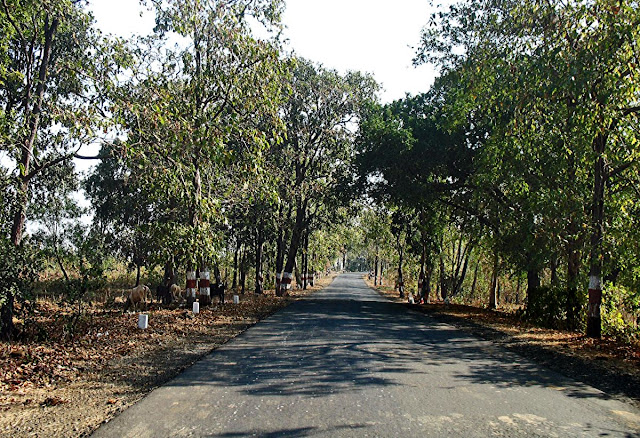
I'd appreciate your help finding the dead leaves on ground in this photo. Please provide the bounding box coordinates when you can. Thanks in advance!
[1,293,292,408]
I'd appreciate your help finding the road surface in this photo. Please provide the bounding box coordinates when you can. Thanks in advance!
[93,273,640,437]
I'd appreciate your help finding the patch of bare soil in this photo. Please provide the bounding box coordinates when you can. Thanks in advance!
[366,276,640,407]
[0,275,334,438]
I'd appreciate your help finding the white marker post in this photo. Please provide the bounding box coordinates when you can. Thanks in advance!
[138,314,149,329]
[233,295,240,304]
[192,302,200,314]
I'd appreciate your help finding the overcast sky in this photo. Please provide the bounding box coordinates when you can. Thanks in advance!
[88,0,439,103]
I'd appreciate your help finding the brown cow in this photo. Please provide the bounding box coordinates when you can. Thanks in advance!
[169,284,183,302]
[124,285,151,312]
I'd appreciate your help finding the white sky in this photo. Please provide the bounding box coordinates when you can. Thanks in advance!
[88,0,439,103]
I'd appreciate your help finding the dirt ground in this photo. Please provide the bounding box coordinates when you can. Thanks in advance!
[368,277,640,407]
[0,275,335,438]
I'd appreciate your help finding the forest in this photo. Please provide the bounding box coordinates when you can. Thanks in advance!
[1,0,640,347]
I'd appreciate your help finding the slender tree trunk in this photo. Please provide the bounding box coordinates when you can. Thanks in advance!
[309,251,315,287]
[453,244,472,295]
[470,261,479,298]
[587,132,607,338]
[232,238,240,290]
[526,266,541,310]
[55,239,70,283]
[424,262,432,304]
[302,233,309,290]
[274,204,290,293]
[374,249,379,286]
[419,244,426,299]
[135,264,141,287]
[240,246,246,294]
[550,255,559,286]
[397,247,404,299]
[439,253,447,302]
[255,225,264,295]
[489,253,499,310]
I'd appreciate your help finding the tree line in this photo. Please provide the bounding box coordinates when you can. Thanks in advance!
[352,0,640,339]
[0,0,376,340]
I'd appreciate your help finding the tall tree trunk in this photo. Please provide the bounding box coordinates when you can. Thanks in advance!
[397,247,404,299]
[279,198,308,296]
[255,225,264,295]
[135,264,141,287]
[526,266,541,312]
[587,132,607,338]
[424,262,432,304]
[418,243,426,299]
[11,16,59,246]
[276,199,308,297]
[302,233,309,290]
[453,244,472,296]
[550,255,559,286]
[470,261,479,298]
[489,253,499,310]
[232,238,240,290]
[439,253,447,302]
[274,204,291,293]
[374,248,379,286]
[240,247,246,294]
[163,259,176,286]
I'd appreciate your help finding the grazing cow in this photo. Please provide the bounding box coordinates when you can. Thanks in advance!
[124,285,151,312]
[211,282,225,304]
[156,284,171,305]
[156,283,184,305]
[169,284,184,302]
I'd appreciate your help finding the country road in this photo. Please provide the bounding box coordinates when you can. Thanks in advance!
[93,273,640,437]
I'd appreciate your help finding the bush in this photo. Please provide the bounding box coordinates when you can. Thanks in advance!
[525,285,579,330]
[602,284,640,341]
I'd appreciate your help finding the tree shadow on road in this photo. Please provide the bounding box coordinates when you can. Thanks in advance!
[160,296,622,407]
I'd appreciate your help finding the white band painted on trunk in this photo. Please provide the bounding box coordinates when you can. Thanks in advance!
[589,275,601,290]
[199,287,210,296]
[200,272,210,280]
[187,288,197,298]
[187,271,197,280]
[283,272,293,280]
[276,273,282,280]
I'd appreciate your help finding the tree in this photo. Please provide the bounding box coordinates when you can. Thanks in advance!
[276,59,377,295]
[417,0,640,337]
[0,0,128,339]
[113,0,290,296]
[84,146,156,287]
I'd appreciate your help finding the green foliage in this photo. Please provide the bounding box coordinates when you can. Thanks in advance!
[111,0,291,270]
[525,286,573,330]
[0,238,39,307]
[601,284,640,341]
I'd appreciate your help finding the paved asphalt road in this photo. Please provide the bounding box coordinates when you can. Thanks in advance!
[93,273,640,437]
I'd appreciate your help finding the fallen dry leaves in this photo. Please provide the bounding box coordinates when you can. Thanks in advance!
[0,275,333,438]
